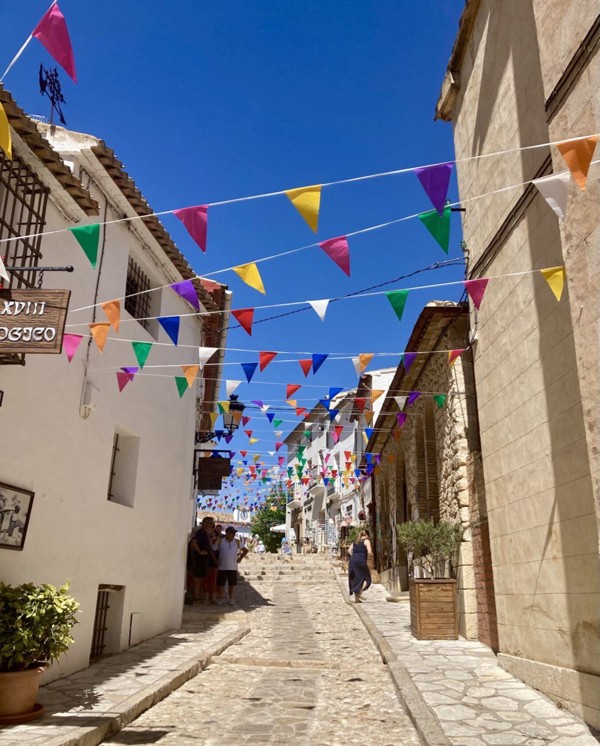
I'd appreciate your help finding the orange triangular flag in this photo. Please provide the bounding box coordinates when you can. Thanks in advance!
[286,399,297,408]
[101,299,121,332]
[370,389,384,403]
[355,353,374,374]
[182,364,200,387]
[393,430,401,442]
[556,136,598,190]
[363,411,374,424]
[284,185,322,232]
[448,349,465,366]
[89,322,110,352]
[540,266,566,301]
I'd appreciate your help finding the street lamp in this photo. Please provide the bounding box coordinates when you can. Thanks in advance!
[195,394,245,444]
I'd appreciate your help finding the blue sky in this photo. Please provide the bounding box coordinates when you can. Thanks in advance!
[1,1,465,504]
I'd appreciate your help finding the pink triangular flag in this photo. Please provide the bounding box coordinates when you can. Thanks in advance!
[319,236,350,276]
[116,371,132,393]
[32,2,77,83]
[62,333,83,362]
[464,278,489,310]
[173,205,208,252]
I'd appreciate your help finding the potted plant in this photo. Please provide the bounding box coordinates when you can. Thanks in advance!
[396,519,462,640]
[0,581,79,723]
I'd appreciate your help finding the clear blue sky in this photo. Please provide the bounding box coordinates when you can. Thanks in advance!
[1,1,465,506]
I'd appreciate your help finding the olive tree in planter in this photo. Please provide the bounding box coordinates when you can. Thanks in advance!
[396,520,462,640]
[0,581,79,723]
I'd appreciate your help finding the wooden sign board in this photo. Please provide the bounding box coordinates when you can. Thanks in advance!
[196,474,223,490]
[195,457,231,478]
[0,289,71,354]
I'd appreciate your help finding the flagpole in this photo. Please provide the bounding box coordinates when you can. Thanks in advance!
[0,34,33,83]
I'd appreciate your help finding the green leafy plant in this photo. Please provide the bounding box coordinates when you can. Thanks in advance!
[250,492,286,553]
[396,520,462,578]
[0,581,80,671]
[346,523,368,544]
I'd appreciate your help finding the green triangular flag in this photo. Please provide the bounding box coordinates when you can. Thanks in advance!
[418,205,451,253]
[303,429,311,438]
[69,224,100,268]
[217,402,226,414]
[175,376,188,398]
[272,419,282,428]
[132,341,152,369]
[433,394,447,409]
[386,289,409,322]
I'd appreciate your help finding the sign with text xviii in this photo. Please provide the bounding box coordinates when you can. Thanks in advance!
[0,289,71,354]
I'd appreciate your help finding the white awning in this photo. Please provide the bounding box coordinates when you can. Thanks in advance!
[270,523,287,533]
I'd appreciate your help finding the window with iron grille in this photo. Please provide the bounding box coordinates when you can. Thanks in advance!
[124,256,152,330]
[0,149,50,365]
[107,427,140,507]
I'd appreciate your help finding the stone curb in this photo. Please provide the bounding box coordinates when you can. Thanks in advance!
[39,618,250,746]
[333,571,451,746]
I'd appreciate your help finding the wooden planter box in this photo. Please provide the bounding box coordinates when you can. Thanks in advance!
[409,578,458,640]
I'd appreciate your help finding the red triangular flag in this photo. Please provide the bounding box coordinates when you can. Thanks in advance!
[259,351,277,371]
[296,407,307,417]
[244,430,253,438]
[242,415,251,426]
[299,359,312,377]
[240,450,247,457]
[448,349,465,366]
[232,308,254,335]
[354,397,367,412]
[173,205,208,252]
[344,451,352,460]
[286,383,301,398]
[464,278,489,310]
[116,371,131,393]
[319,236,351,276]
[275,442,284,451]
[32,2,77,83]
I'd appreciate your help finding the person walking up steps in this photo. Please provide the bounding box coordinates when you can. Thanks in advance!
[217,526,248,605]
[347,529,373,603]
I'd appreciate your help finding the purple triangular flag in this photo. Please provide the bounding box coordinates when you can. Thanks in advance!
[397,412,407,427]
[403,352,417,371]
[415,162,453,215]
[407,391,421,407]
[170,279,200,311]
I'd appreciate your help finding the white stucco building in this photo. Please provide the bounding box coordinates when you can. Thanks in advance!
[0,89,229,681]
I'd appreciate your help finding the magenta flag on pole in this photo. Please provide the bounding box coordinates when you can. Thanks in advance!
[319,236,351,276]
[415,162,453,215]
[62,333,83,362]
[464,278,489,310]
[173,205,208,252]
[32,2,77,83]
[171,279,200,310]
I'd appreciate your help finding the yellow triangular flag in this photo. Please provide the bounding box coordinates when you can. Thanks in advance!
[253,454,260,463]
[285,185,322,232]
[101,299,121,332]
[0,102,12,160]
[371,389,384,403]
[249,437,259,445]
[541,266,566,301]
[89,322,110,352]
[209,411,219,426]
[219,400,230,414]
[362,432,368,444]
[233,262,266,294]
[237,467,244,476]
[182,364,200,387]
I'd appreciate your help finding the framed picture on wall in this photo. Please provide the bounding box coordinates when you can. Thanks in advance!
[0,482,34,551]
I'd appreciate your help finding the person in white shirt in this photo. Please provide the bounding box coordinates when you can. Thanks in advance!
[217,527,248,605]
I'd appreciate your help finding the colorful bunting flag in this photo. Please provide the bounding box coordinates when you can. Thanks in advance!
[299,359,312,377]
[175,376,189,398]
[286,399,297,408]
[308,299,330,322]
[540,266,566,301]
[296,407,307,417]
[363,411,374,424]
[285,185,322,232]
[397,412,407,427]
[182,364,200,387]
[329,386,343,400]
[273,420,283,428]
[171,280,200,310]
[218,401,230,415]
[89,322,110,352]
[101,299,120,332]
[69,224,100,268]
[464,279,489,310]
[556,136,598,190]
[415,162,453,215]
[62,333,83,362]
[433,394,447,408]
[352,353,373,375]
[448,349,464,366]
[407,391,421,407]
[259,351,277,371]
[32,2,77,83]
[197,346,218,365]
[226,379,242,397]
[394,395,407,410]
[116,371,132,393]
[371,390,384,403]
[232,308,254,335]
[386,289,409,323]
[532,172,571,221]
[173,205,208,252]
[241,362,258,382]
[233,262,266,294]
[132,341,152,369]
[286,383,301,398]
[0,103,12,160]
[403,352,417,371]
[354,397,366,411]
[312,353,328,374]
[418,205,451,253]
[319,236,350,276]
[158,316,180,346]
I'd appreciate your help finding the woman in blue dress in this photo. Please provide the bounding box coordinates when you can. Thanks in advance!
[347,529,373,603]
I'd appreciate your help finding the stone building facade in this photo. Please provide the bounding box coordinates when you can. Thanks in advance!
[366,303,495,643]
[436,0,600,726]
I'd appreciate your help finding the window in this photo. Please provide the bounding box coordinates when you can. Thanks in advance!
[107,427,140,508]
[124,257,152,329]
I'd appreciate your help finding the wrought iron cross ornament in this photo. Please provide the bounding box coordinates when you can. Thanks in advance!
[39,64,67,125]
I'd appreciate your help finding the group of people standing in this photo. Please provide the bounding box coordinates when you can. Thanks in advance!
[187,516,248,606]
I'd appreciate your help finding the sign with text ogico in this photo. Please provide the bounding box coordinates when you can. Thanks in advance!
[0,289,71,354]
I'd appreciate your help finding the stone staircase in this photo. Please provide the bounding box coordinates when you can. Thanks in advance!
[238,553,335,583]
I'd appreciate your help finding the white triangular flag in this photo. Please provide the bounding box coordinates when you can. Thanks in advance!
[308,299,330,322]
[198,346,218,364]
[275,431,283,437]
[352,356,361,375]
[0,255,9,283]
[532,171,570,220]
[268,451,275,456]
[261,405,270,413]
[394,396,408,410]
[226,380,242,397]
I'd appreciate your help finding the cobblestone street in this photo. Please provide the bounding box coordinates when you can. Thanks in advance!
[102,558,421,746]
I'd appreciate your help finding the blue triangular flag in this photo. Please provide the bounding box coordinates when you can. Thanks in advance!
[319,398,331,410]
[266,412,275,423]
[329,386,343,400]
[312,353,328,374]
[241,362,258,382]
[365,427,374,439]
[158,316,180,346]
[328,409,339,421]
